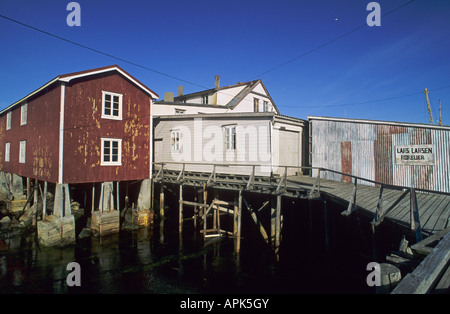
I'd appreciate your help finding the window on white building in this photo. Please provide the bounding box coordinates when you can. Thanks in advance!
[171,130,180,151]
[254,98,259,112]
[263,101,269,112]
[224,125,237,151]
[19,141,26,163]
[102,91,123,120]
[101,138,122,166]
[20,103,27,126]
[201,94,208,105]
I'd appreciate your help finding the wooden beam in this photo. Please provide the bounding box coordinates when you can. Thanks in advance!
[341,178,357,216]
[392,231,450,294]
[43,181,47,219]
[91,183,95,213]
[160,184,165,218]
[236,189,242,253]
[275,194,282,259]
[410,188,423,242]
[179,184,183,234]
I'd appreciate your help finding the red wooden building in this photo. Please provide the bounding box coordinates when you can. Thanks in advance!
[0,65,158,185]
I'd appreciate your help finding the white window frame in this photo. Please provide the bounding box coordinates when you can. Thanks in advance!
[101,138,122,166]
[224,125,237,151]
[174,108,186,115]
[20,103,27,126]
[102,91,123,120]
[171,130,180,151]
[5,143,10,162]
[263,100,269,112]
[19,141,26,164]
[254,98,259,112]
[6,112,11,130]
[201,94,208,105]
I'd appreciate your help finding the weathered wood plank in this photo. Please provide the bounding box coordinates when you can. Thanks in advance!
[420,195,448,230]
[392,231,450,294]
[423,196,450,232]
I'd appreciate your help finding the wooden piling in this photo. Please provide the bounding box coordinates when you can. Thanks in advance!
[26,177,31,210]
[91,183,95,213]
[275,194,281,259]
[179,184,183,234]
[236,189,242,253]
[160,184,165,218]
[271,196,276,249]
[43,181,47,219]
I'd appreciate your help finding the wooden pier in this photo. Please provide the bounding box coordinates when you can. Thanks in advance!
[152,162,450,293]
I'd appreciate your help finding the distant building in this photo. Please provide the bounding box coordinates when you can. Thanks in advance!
[153,76,307,176]
[308,116,450,193]
[153,76,280,115]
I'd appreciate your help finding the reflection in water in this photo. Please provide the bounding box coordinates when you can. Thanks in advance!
[0,200,376,294]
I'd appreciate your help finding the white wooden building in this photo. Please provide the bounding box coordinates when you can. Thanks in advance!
[153,76,307,176]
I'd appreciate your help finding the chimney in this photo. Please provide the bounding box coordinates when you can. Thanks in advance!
[178,85,183,97]
[164,92,174,102]
[215,75,220,89]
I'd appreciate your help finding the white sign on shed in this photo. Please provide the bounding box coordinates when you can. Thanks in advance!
[395,145,435,166]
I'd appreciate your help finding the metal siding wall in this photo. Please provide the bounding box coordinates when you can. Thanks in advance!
[431,129,450,193]
[311,118,450,193]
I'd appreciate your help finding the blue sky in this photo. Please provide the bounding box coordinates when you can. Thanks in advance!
[1,0,449,124]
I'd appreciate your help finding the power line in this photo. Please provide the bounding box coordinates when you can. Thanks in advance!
[277,84,450,109]
[249,0,416,79]
[0,13,209,91]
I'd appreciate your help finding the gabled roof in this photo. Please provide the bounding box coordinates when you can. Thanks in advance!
[1,65,159,115]
[170,79,280,114]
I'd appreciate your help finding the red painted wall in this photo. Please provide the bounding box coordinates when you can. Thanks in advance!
[62,72,151,183]
[0,85,61,183]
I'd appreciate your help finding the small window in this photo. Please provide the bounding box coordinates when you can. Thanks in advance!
[19,141,26,163]
[224,125,236,151]
[175,108,185,115]
[20,103,27,125]
[102,91,123,120]
[101,138,122,166]
[171,130,180,151]
[253,98,259,112]
[201,94,208,105]
[263,101,269,112]
[5,143,10,162]
[6,112,11,130]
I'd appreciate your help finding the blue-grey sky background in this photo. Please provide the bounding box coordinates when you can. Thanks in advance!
[1,0,449,124]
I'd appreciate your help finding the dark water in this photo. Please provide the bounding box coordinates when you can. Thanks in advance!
[0,197,396,294]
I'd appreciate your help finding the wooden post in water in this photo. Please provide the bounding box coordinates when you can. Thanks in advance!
[179,183,183,234]
[43,181,47,219]
[270,195,276,249]
[203,183,207,218]
[193,186,198,231]
[159,184,165,219]
[33,178,38,227]
[213,190,218,231]
[26,177,31,210]
[275,194,281,259]
[235,189,242,253]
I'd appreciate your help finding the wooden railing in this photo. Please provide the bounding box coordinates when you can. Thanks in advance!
[152,161,450,240]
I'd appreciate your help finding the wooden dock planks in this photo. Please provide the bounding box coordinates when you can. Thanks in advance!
[288,175,450,235]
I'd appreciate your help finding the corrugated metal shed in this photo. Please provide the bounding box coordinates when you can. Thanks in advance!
[308,116,450,193]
